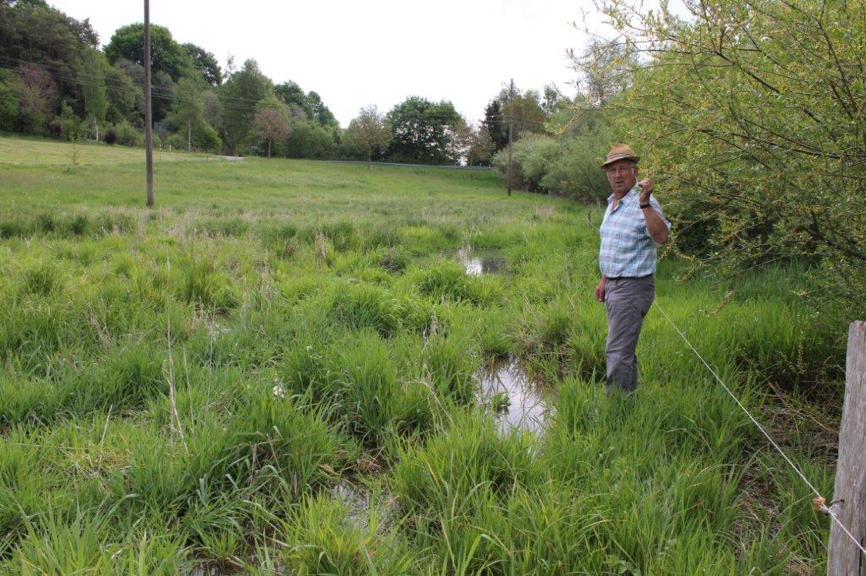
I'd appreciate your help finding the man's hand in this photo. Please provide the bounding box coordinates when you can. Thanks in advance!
[595,276,607,302]
[638,178,653,204]
[637,178,669,244]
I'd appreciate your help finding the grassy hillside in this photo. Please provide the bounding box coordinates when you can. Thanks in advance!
[0,137,846,574]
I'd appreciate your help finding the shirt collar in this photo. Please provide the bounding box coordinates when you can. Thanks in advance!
[607,185,641,206]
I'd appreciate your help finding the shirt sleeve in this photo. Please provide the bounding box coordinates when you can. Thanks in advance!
[649,196,672,230]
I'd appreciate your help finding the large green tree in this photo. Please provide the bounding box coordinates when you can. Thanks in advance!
[482,100,507,151]
[13,62,56,134]
[219,59,271,155]
[253,95,290,158]
[181,43,222,86]
[165,77,221,152]
[274,81,337,127]
[599,0,866,314]
[345,105,391,167]
[80,48,107,140]
[105,23,192,82]
[104,62,140,124]
[0,0,98,125]
[386,96,462,164]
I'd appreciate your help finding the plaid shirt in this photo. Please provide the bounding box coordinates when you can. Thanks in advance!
[599,186,671,278]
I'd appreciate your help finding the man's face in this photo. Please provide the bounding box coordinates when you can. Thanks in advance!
[606,160,638,196]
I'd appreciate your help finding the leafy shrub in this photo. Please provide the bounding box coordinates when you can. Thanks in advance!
[113,121,143,147]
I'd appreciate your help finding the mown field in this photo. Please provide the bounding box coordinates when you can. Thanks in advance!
[0,136,848,574]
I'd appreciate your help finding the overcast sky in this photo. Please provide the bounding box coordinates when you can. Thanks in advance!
[49,1,608,127]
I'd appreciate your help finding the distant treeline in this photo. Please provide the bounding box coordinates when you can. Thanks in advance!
[0,0,583,171]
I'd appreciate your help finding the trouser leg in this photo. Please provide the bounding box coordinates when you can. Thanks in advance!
[604,278,654,393]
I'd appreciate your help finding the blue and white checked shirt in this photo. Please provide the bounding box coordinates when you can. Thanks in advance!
[599,186,671,278]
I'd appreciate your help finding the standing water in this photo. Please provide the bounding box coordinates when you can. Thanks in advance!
[458,247,506,276]
[477,361,549,434]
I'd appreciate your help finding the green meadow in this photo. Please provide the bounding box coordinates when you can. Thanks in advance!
[0,136,847,574]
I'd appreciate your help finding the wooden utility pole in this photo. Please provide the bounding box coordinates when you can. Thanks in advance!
[144,0,154,208]
[506,78,514,197]
[828,320,866,576]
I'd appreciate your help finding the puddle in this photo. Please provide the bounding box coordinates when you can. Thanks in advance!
[331,481,372,529]
[477,361,549,433]
[458,247,506,276]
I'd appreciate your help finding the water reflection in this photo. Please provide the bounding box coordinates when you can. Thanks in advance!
[331,481,371,529]
[458,247,506,276]
[478,361,548,433]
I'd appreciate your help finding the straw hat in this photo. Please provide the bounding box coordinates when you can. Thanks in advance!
[601,144,640,168]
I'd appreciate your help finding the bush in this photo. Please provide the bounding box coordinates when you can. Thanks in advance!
[113,121,143,147]
[542,135,611,201]
[493,134,558,193]
[50,103,81,142]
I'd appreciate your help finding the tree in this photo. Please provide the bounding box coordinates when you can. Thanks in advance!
[105,23,192,82]
[445,117,473,166]
[14,63,57,134]
[386,96,462,164]
[568,38,633,107]
[253,96,290,158]
[181,43,222,86]
[305,91,337,127]
[219,59,271,155]
[283,120,337,159]
[112,57,174,123]
[165,77,221,152]
[482,100,507,151]
[104,62,139,124]
[467,123,496,167]
[275,81,337,127]
[274,81,305,109]
[0,70,19,132]
[542,84,564,117]
[80,48,107,140]
[598,0,866,314]
[199,89,222,132]
[345,105,390,167]
[500,87,546,138]
[0,0,98,108]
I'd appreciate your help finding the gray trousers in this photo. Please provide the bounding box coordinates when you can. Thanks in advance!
[604,276,655,393]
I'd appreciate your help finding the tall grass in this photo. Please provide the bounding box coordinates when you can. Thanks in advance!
[0,136,849,572]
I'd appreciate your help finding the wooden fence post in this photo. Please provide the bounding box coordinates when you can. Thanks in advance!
[828,321,866,576]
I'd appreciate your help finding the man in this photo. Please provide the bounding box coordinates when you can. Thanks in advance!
[595,144,670,393]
